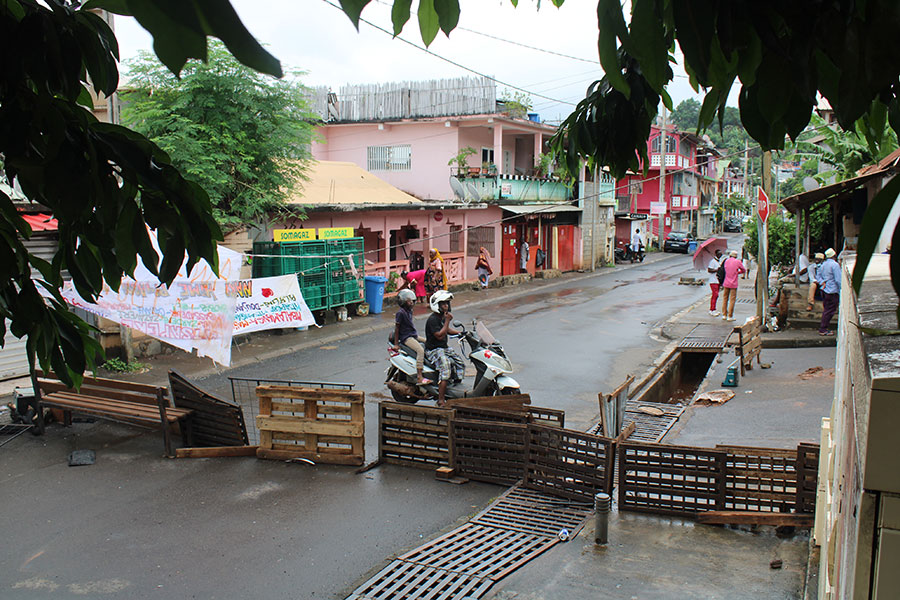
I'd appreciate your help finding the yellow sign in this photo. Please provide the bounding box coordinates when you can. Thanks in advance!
[274,229,315,242]
[318,227,354,240]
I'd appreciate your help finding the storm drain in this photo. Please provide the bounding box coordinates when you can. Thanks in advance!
[346,485,592,600]
[587,400,685,443]
[678,324,731,351]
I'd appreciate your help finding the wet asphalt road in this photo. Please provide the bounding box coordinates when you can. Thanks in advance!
[2,249,712,600]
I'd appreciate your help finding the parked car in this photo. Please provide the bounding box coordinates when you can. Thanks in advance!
[664,231,692,253]
[724,217,743,232]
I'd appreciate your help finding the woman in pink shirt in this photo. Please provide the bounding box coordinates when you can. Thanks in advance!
[721,250,747,321]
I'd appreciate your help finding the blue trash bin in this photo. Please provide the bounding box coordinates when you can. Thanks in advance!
[364,276,388,314]
[688,240,698,254]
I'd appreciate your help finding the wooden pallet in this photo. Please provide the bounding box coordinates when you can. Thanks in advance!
[618,442,726,517]
[717,445,798,513]
[524,424,616,502]
[734,316,762,375]
[451,419,528,485]
[796,443,820,514]
[256,386,364,465]
[169,370,248,447]
[379,402,454,470]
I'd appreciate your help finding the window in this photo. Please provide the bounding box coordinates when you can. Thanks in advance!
[679,138,692,158]
[481,147,495,164]
[449,225,462,253]
[672,172,697,196]
[367,144,411,171]
[651,135,677,153]
[466,226,495,256]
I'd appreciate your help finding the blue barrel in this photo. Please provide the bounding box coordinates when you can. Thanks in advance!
[688,240,698,254]
[364,276,388,314]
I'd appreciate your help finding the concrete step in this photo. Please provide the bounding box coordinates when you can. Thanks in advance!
[788,317,836,330]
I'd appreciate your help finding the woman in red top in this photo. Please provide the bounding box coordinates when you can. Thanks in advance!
[398,269,427,303]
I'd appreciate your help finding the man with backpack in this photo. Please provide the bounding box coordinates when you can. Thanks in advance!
[707,248,724,316]
[720,249,747,321]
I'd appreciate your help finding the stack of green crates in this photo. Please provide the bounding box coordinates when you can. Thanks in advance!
[251,238,365,311]
[325,238,364,307]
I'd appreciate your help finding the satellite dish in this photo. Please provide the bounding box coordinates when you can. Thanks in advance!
[449,177,467,201]
[802,176,820,191]
[465,182,480,201]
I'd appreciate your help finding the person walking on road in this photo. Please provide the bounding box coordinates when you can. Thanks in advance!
[520,239,530,273]
[424,290,465,406]
[707,248,724,316]
[721,249,747,321]
[475,247,493,289]
[817,248,841,336]
[631,229,644,262]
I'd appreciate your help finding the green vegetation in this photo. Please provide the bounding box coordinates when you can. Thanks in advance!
[499,89,533,119]
[744,215,796,268]
[123,42,316,228]
[448,147,478,174]
[101,358,149,373]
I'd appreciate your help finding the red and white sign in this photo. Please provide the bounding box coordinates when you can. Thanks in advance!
[434,211,443,222]
[757,187,770,223]
[650,201,667,215]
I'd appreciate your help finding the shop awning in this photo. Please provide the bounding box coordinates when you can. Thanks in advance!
[781,171,884,214]
[499,204,582,215]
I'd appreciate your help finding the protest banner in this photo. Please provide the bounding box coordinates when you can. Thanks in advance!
[232,275,316,335]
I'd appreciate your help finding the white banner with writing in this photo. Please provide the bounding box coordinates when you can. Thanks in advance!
[232,275,316,335]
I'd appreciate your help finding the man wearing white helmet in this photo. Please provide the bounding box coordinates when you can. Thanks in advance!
[424,290,465,406]
[392,289,428,384]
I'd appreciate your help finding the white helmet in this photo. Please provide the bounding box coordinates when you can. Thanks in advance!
[397,289,416,305]
[429,290,453,314]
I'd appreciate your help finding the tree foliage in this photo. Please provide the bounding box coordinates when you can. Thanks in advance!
[122,42,316,228]
[0,0,229,386]
[744,214,796,269]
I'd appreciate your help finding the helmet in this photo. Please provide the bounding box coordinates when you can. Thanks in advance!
[429,290,453,314]
[397,289,416,305]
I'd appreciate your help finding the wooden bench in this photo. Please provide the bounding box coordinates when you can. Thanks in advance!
[32,370,193,457]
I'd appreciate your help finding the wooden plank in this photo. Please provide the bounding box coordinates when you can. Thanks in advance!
[256,415,362,438]
[175,446,259,458]
[256,447,363,465]
[255,385,364,403]
[697,511,813,527]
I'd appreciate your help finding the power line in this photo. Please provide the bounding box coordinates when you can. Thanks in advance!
[320,0,575,108]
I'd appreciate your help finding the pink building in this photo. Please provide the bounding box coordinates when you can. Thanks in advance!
[312,113,558,201]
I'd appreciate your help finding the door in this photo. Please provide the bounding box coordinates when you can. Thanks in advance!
[556,225,575,272]
[501,224,519,276]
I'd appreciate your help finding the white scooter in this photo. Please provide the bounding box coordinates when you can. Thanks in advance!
[385,319,520,403]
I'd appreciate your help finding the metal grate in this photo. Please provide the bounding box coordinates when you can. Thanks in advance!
[678,323,732,351]
[587,400,684,443]
[471,486,593,537]
[346,484,591,600]
[0,423,32,448]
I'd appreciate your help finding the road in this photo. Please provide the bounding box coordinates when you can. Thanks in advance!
[1,247,717,600]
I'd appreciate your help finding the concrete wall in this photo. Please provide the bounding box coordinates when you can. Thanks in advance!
[313,122,460,200]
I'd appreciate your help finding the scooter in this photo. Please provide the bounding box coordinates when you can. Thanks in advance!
[385,319,520,403]
[615,241,645,264]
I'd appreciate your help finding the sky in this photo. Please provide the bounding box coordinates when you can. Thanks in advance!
[113,0,716,124]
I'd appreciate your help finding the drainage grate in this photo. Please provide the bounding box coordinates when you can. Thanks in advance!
[347,561,493,600]
[346,484,592,600]
[471,486,593,537]
[399,523,554,580]
[0,423,32,448]
[587,400,685,443]
[678,323,732,351]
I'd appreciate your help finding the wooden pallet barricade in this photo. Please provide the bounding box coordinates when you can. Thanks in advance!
[379,402,454,469]
[717,445,798,513]
[524,425,616,502]
[734,316,762,375]
[256,386,364,465]
[169,370,248,447]
[451,419,528,485]
[618,442,726,517]
[795,442,820,514]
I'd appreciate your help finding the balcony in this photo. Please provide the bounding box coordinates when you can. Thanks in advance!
[451,172,571,203]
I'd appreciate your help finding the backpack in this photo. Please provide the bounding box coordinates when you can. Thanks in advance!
[716,260,727,286]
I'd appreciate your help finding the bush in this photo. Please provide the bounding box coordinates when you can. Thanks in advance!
[743,213,796,267]
[101,358,149,373]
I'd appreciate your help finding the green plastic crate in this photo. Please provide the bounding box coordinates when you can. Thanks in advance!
[251,242,283,278]
[282,241,327,273]
[298,269,328,311]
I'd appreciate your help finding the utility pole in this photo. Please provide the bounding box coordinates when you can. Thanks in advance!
[742,139,749,219]
[658,106,667,249]
[757,150,773,322]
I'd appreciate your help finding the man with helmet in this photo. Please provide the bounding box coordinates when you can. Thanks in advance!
[392,288,428,384]
[424,290,465,406]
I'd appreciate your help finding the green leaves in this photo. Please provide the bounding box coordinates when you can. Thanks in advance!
[596,0,630,97]
[417,0,440,46]
[852,175,900,294]
[339,0,372,29]
[391,0,412,36]
[85,0,282,78]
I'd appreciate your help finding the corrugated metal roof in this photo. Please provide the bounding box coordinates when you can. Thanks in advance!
[499,203,582,215]
[286,161,423,207]
[21,213,58,231]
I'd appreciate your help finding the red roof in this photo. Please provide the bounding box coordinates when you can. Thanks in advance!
[21,213,58,231]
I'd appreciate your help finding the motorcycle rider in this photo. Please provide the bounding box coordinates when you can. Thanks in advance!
[424,290,465,406]
[392,289,429,385]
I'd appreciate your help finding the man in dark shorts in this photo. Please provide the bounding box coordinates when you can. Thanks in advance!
[392,289,428,384]
[424,290,465,406]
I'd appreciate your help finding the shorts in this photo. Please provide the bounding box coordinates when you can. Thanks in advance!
[425,347,465,382]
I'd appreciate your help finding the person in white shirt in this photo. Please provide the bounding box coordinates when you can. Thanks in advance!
[631,229,642,253]
[707,248,724,316]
